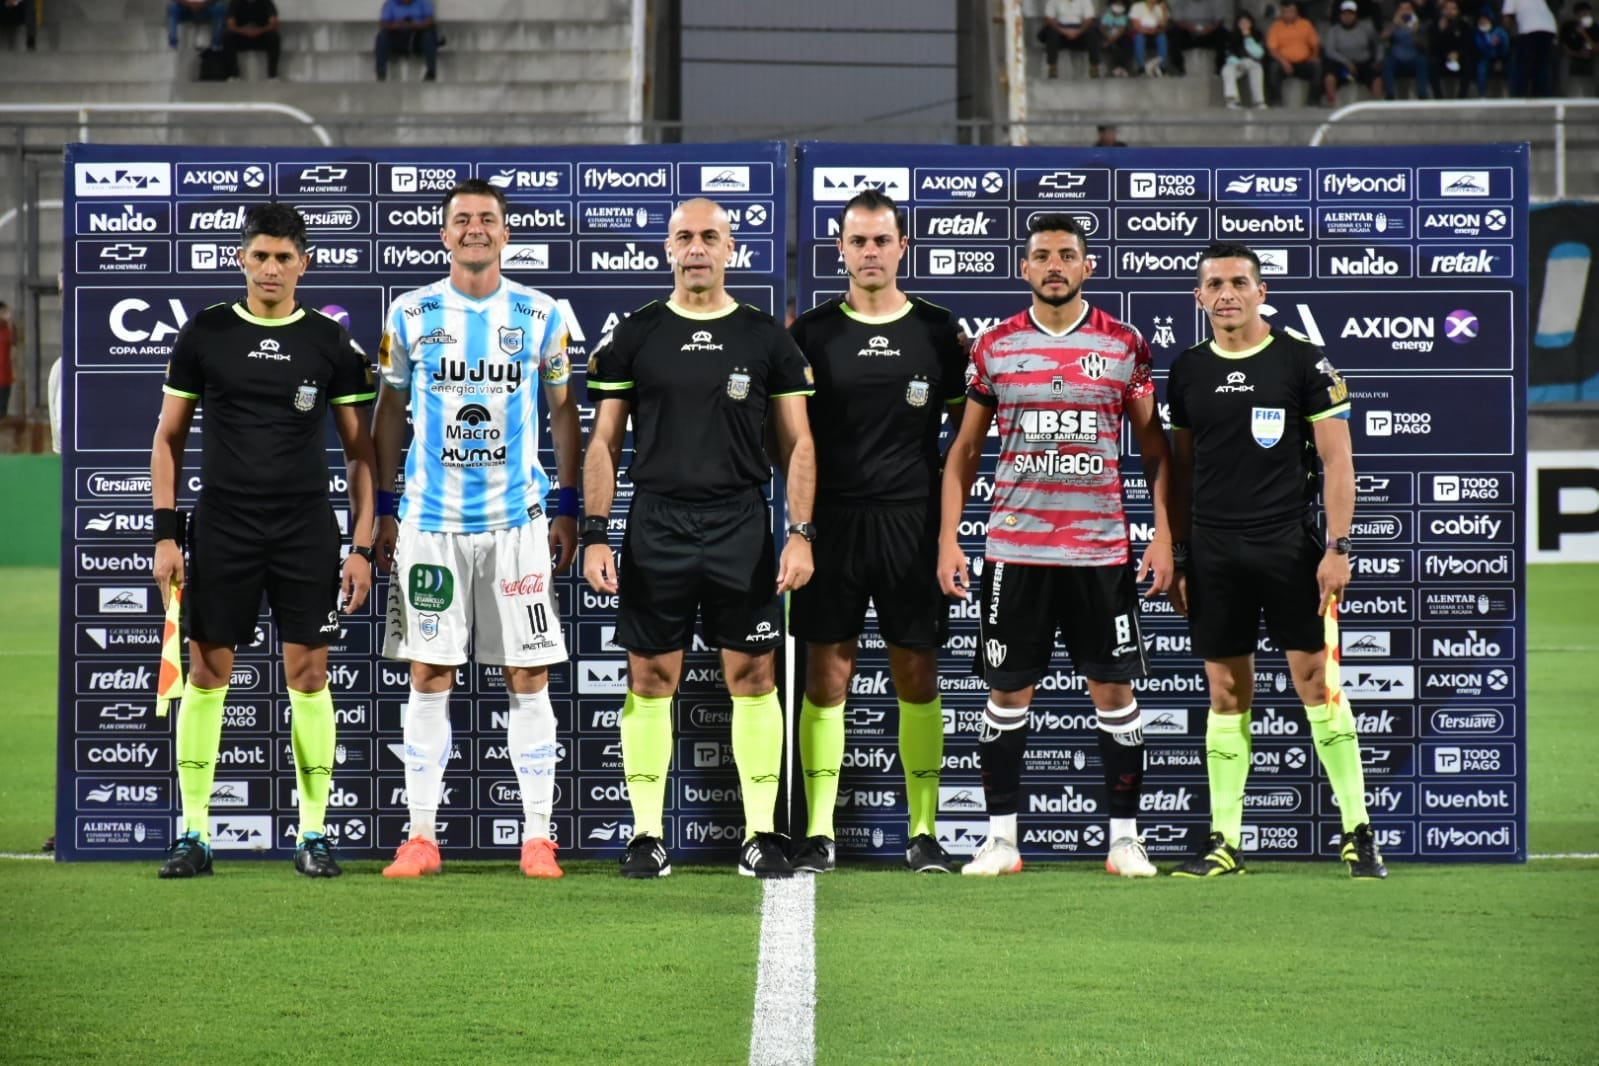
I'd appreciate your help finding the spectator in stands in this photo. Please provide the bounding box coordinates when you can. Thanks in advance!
[376,0,438,82]
[1099,1,1136,75]
[1501,0,1559,94]
[169,0,225,50]
[1267,1,1323,103]
[1383,0,1431,95]
[1,0,36,50]
[1430,0,1474,96]
[1130,0,1172,75]
[1222,11,1271,106]
[224,0,281,80]
[1560,1,1596,88]
[1039,0,1103,78]
[1326,0,1384,29]
[1323,0,1385,102]
[1094,122,1130,145]
[1474,7,1513,95]
[1168,0,1229,74]
[0,301,13,416]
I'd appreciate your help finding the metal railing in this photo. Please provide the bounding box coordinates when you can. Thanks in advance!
[3,102,333,147]
[1310,98,1599,200]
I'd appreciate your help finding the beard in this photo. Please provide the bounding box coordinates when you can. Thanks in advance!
[1031,279,1081,307]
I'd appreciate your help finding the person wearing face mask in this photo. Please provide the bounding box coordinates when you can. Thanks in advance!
[1559,1,1596,89]
[1222,11,1271,107]
[1383,0,1431,97]
[1500,0,1559,95]
[1430,0,1474,97]
[1473,7,1513,96]
[1099,0,1136,75]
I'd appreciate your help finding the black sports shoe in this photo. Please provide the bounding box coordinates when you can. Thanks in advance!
[159,831,213,879]
[738,832,795,878]
[904,833,955,873]
[1171,831,1246,878]
[789,835,835,873]
[294,832,342,878]
[620,834,672,879]
[1341,823,1389,880]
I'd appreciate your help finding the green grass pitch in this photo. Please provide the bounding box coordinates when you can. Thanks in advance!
[1,566,1595,1063]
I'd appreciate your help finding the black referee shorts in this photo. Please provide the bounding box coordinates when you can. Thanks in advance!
[616,490,782,654]
[975,560,1148,690]
[185,491,342,649]
[789,499,948,649]
[1187,518,1325,659]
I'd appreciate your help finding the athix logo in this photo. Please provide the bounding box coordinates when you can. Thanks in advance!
[1215,370,1253,394]
[1439,170,1491,197]
[75,162,172,197]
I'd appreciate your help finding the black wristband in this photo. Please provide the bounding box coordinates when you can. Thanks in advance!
[153,508,184,545]
[580,515,608,547]
[349,545,376,565]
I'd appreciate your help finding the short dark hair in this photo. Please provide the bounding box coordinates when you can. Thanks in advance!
[241,202,308,254]
[1196,242,1262,282]
[1026,212,1089,255]
[839,189,905,238]
[442,178,509,221]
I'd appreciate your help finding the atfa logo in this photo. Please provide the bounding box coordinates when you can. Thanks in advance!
[905,378,930,407]
[291,381,319,413]
[725,368,751,401]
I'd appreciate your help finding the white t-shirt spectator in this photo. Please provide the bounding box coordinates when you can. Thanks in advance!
[1130,0,1168,31]
[1501,0,1558,35]
[1046,0,1099,26]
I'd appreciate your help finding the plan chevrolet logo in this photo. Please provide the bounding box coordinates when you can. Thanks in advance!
[99,243,149,263]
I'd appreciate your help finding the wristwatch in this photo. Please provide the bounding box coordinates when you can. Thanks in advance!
[1330,536,1353,556]
[786,522,816,543]
[580,515,609,547]
[349,545,376,564]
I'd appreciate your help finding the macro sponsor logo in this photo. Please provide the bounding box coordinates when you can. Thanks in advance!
[75,162,172,197]
[580,163,670,192]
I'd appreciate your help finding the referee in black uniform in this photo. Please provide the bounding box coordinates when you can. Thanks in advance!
[1166,241,1385,879]
[151,203,377,879]
[582,197,817,879]
[786,190,968,874]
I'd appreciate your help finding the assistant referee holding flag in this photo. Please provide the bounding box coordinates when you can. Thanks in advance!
[583,197,817,879]
[787,190,968,874]
[151,203,377,879]
[1167,242,1385,879]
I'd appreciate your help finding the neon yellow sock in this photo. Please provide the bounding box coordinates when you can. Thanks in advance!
[175,682,227,840]
[799,696,844,838]
[898,697,944,838]
[1308,698,1369,830]
[732,690,784,837]
[620,692,673,839]
[288,686,336,841]
[1206,709,1251,848]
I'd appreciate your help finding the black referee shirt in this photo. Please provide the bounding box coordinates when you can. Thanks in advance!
[586,299,814,503]
[790,296,967,505]
[162,302,376,498]
[1166,328,1350,530]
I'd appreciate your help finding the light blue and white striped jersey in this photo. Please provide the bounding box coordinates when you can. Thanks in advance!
[380,278,570,533]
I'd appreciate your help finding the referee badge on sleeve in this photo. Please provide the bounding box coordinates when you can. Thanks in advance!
[1251,406,1285,448]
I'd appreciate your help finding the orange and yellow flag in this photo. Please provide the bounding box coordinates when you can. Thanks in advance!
[155,584,184,717]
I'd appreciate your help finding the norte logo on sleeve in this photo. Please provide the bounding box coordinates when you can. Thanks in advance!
[409,565,454,611]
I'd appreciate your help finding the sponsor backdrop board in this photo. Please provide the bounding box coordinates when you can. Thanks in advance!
[59,143,787,861]
[797,142,1528,863]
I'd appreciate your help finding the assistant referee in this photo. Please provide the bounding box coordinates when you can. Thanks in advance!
[150,203,377,880]
[582,197,817,879]
[1167,241,1385,880]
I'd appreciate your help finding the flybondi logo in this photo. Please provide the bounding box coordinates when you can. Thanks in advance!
[582,166,669,191]
[1322,171,1409,196]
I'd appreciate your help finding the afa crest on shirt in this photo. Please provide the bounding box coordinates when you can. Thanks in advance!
[293,382,319,413]
[906,379,930,406]
[497,325,525,356]
[726,368,751,401]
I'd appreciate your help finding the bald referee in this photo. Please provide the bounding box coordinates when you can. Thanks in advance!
[151,203,377,879]
[1167,242,1385,879]
[787,190,968,874]
[582,197,817,879]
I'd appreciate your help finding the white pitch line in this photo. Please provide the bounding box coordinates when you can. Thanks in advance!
[749,875,816,1066]
[0,852,53,860]
[1529,853,1599,860]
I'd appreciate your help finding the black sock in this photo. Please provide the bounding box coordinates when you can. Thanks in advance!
[1097,727,1145,819]
[979,701,1030,815]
